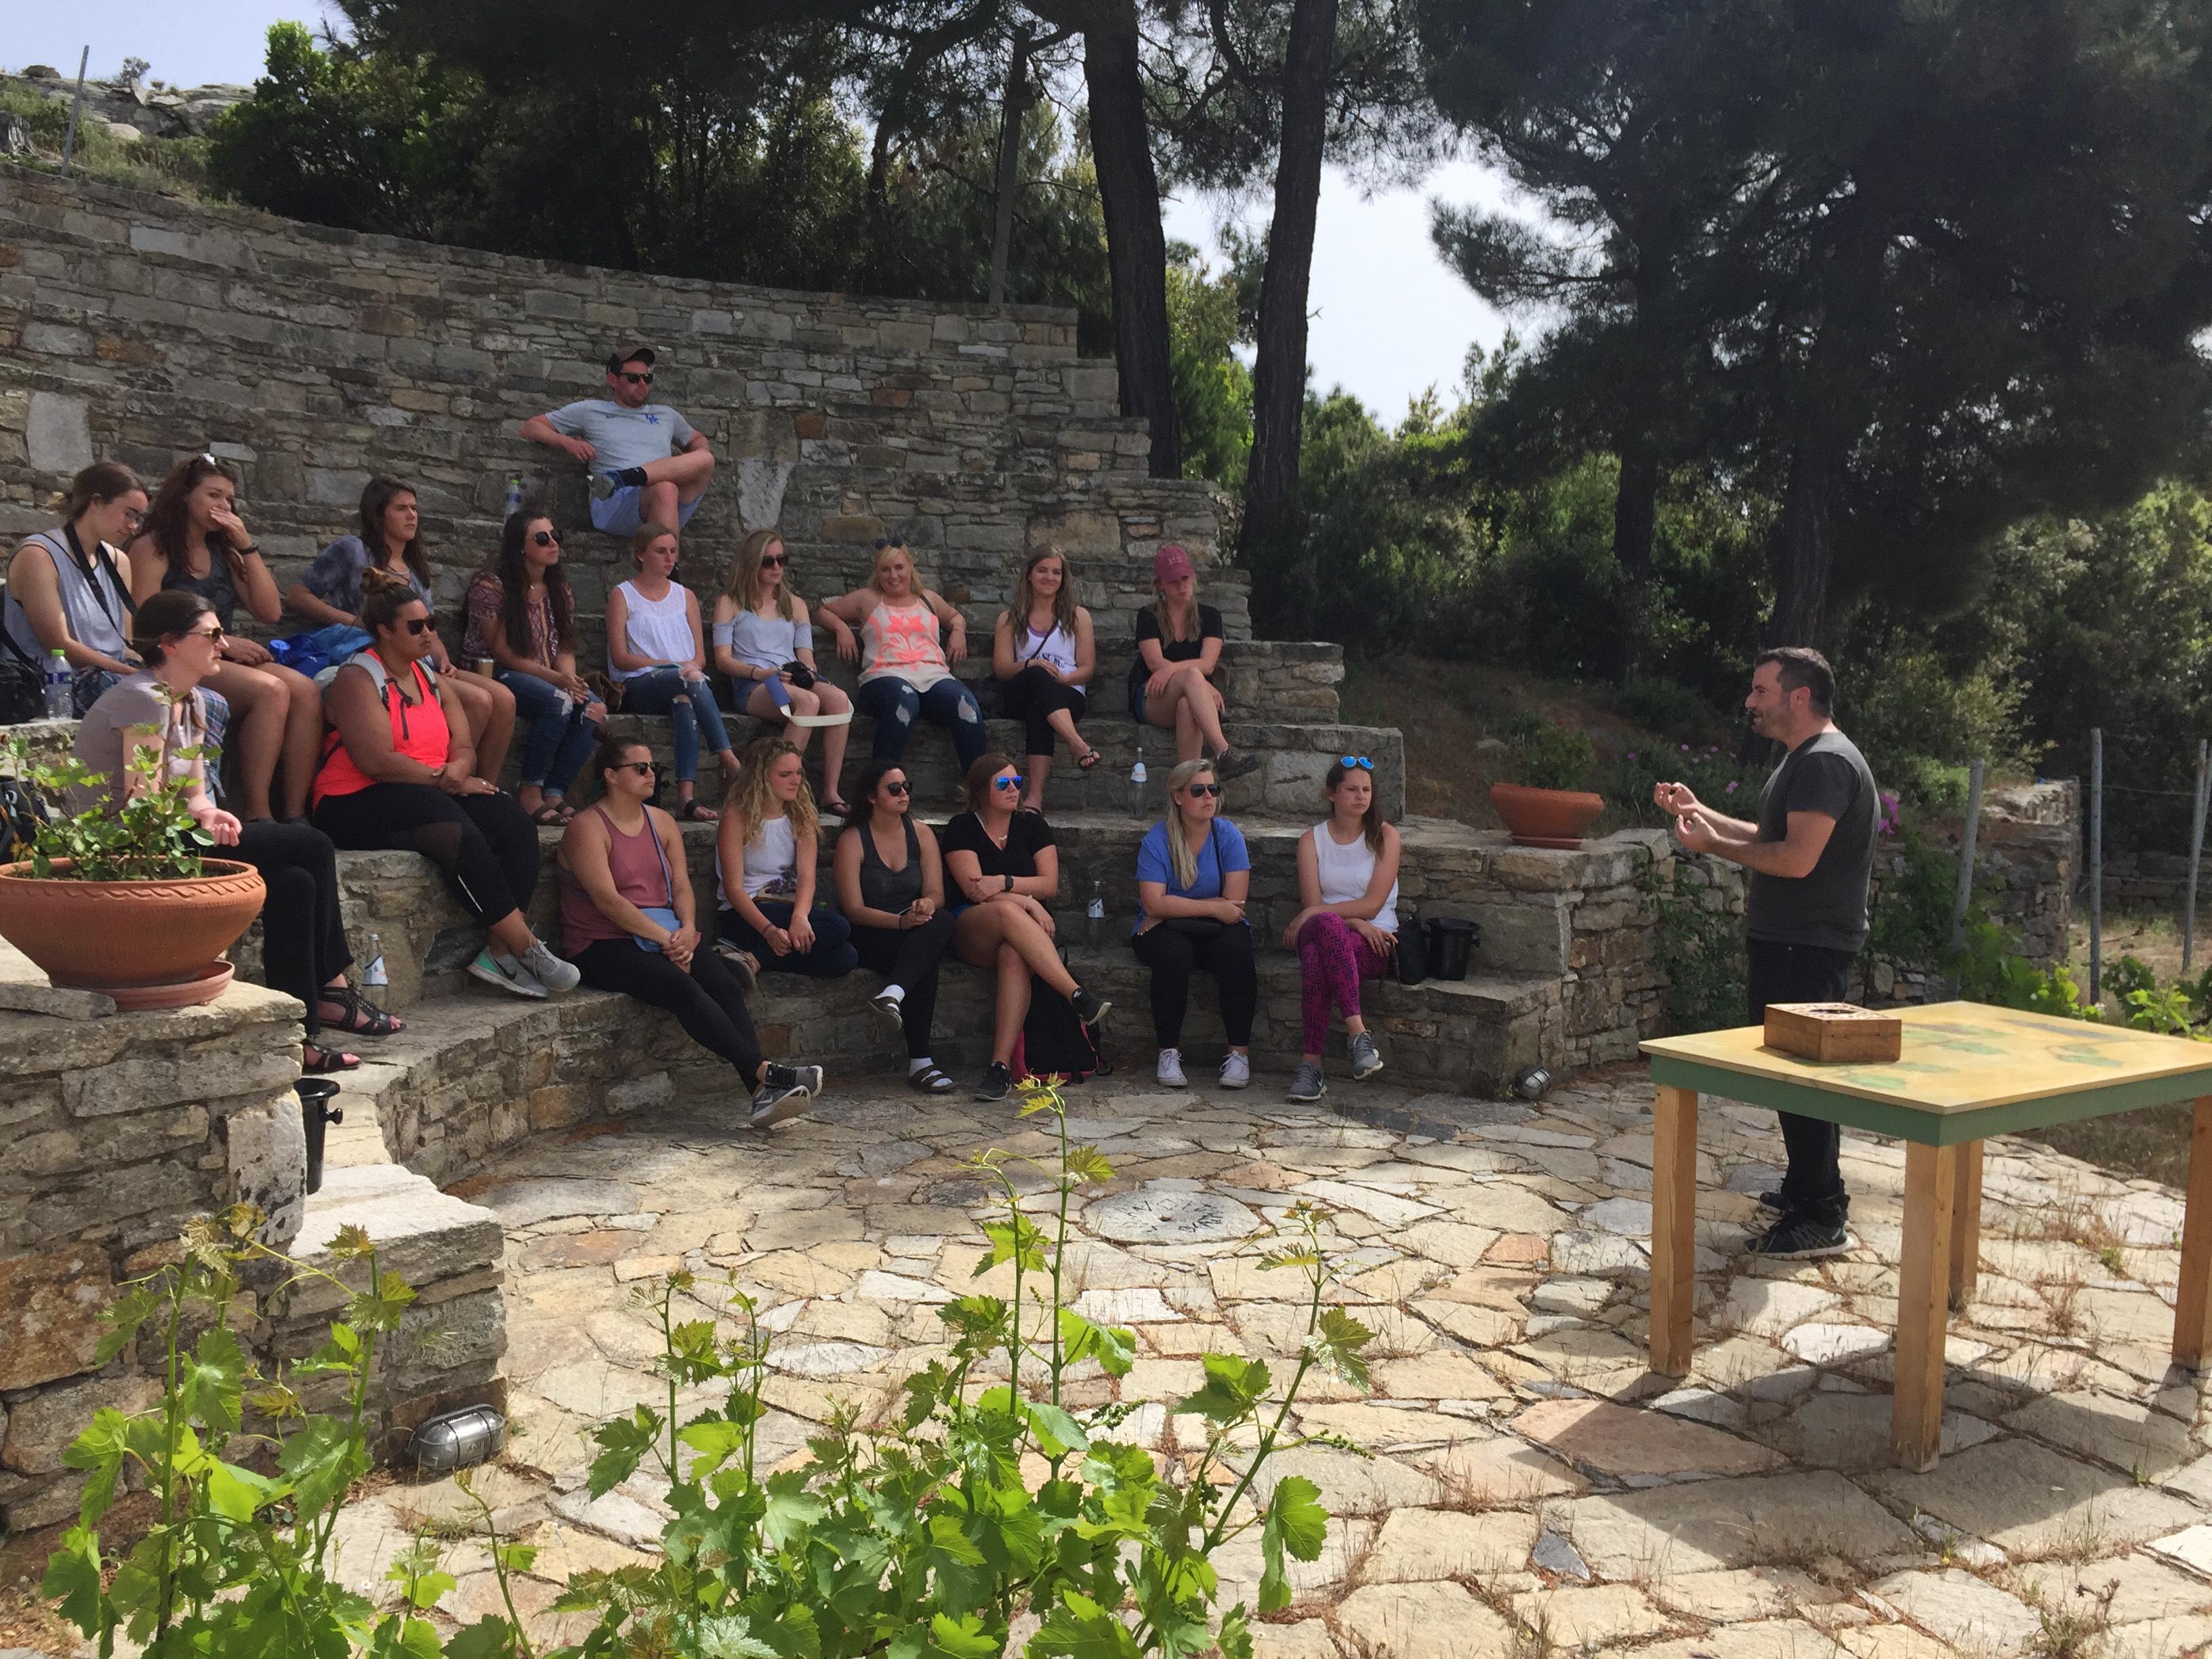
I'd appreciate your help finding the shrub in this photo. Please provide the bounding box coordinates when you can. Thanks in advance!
[1601,743,1764,827]
[1506,719,1597,792]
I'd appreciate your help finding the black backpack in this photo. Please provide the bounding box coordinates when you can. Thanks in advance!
[1,771,52,867]
[1013,970,1105,1083]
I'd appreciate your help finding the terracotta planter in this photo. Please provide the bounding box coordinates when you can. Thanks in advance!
[1489,784,1605,850]
[0,859,266,998]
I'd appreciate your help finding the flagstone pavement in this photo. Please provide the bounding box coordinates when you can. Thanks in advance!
[328,1061,2212,1658]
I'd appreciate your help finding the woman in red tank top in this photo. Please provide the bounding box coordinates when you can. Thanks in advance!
[309,569,579,1000]
[558,736,826,1128]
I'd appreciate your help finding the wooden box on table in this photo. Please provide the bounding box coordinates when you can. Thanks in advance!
[1763,1002,1903,1064]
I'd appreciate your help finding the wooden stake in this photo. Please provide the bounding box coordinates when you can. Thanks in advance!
[1893,1140,1957,1471]
[2186,741,2209,972]
[2089,729,2104,1005]
[1650,1085,1699,1377]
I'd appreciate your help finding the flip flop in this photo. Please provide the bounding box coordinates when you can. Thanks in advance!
[529,801,572,826]
[1076,748,1103,770]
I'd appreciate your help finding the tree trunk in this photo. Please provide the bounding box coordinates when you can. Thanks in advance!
[1610,434,1660,682]
[988,28,1033,308]
[1767,435,1844,647]
[1242,0,1340,636]
[1083,5,1182,480]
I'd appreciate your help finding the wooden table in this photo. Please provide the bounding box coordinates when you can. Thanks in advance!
[1641,1002,2212,1470]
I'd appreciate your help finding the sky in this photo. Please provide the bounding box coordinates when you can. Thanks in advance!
[9,5,1517,423]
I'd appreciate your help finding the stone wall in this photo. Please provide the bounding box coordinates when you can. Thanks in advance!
[0,167,1234,649]
[0,981,306,1531]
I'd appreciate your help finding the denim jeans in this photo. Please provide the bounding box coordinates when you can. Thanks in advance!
[857,674,985,770]
[497,668,599,796]
[619,668,732,783]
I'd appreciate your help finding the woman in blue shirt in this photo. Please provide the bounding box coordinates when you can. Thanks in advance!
[1131,758,1256,1090]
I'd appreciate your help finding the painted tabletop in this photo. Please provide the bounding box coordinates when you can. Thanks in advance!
[1641,1002,2212,1141]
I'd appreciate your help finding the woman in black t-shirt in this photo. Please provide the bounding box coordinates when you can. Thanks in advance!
[1130,544,1256,780]
[940,752,1113,1101]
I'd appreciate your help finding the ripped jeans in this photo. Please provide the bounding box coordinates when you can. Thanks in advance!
[857,674,987,771]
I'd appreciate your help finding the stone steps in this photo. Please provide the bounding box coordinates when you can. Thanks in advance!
[318,943,1568,1188]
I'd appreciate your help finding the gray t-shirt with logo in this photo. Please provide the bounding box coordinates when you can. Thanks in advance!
[545,400,696,474]
[1744,728,1879,954]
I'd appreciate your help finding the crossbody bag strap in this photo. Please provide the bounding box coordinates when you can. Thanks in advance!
[647,806,680,909]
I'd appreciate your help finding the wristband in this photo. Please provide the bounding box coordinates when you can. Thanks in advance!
[1003,874,1014,893]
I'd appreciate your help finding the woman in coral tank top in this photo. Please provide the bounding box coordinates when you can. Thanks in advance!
[819,537,986,779]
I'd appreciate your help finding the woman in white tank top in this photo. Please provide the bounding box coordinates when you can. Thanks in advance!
[991,548,1101,811]
[606,522,737,820]
[1280,756,1404,1103]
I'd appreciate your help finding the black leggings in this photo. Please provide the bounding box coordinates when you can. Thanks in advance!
[1001,665,1088,758]
[573,937,764,1084]
[230,819,352,1040]
[1131,918,1257,1048]
[312,783,539,926]
[850,910,958,1059]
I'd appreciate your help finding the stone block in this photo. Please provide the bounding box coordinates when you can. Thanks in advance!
[3,1376,161,1475]
[1467,900,1571,976]
[63,1046,300,1117]
[25,390,92,473]
[0,1244,113,1391]
[285,1165,504,1319]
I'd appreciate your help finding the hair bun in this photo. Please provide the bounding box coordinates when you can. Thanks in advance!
[361,565,410,596]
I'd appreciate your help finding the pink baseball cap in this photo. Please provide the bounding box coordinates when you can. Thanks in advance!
[1153,544,1194,583]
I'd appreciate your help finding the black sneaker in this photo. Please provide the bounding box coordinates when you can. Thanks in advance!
[1757,1189,1785,1212]
[1749,1212,1851,1259]
[975,1061,1014,1101]
[1071,987,1112,1029]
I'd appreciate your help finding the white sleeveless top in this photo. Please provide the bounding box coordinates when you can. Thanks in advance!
[720,813,798,905]
[1015,619,1084,695]
[1310,821,1398,935]
[613,581,697,680]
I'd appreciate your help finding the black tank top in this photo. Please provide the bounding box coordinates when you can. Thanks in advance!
[856,817,923,912]
[161,543,241,630]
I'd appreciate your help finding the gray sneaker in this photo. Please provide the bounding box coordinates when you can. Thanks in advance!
[748,1064,823,1129]
[1213,747,1262,783]
[1349,1031,1384,1080]
[1287,1061,1327,1103]
[520,942,581,995]
[468,949,547,1000]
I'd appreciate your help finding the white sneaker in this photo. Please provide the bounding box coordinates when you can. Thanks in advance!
[520,942,581,995]
[1156,1048,1188,1088]
[1218,1051,1250,1090]
[468,949,548,1000]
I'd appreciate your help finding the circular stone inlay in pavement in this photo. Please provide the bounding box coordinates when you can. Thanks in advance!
[1085,1185,1263,1244]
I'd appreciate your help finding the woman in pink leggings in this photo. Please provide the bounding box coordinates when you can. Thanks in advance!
[1281,756,1404,1102]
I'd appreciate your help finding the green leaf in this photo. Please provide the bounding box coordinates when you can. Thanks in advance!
[695,1613,779,1658]
[1217,1603,1256,1659]
[1173,1353,1272,1422]
[587,1406,661,1498]
[928,1511,987,1566]
[926,1612,1002,1659]
[763,1467,825,1548]
[1026,1400,1090,1459]
[1259,1475,1328,1613]
[1030,1589,1143,1659]
[1061,1145,1115,1185]
[445,1616,520,1659]
[180,1323,249,1437]
[206,1458,280,1523]
[278,1413,369,1515]
[60,1408,134,1527]
[491,1538,537,1575]
[1307,1307,1373,1389]
[980,1212,1048,1274]
[678,1416,747,1477]
[40,1524,106,1636]
[1057,1310,1134,1378]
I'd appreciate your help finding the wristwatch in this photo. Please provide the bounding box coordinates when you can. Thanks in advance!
[1003,874,1014,893]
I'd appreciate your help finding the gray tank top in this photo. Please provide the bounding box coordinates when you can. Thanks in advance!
[3,529,133,665]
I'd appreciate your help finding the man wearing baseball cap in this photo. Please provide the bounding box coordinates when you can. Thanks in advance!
[520,347,716,537]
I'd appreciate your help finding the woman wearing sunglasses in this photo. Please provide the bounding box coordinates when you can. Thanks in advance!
[710,529,855,816]
[463,506,602,826]
[715,738,859,978]
[314,569,579,1001]
[942,752,1112,1101]
[1131,758,1256,1089]
[557,736,824,1129]
[833,760,958,1094]
[69,589,401,1074]
[1281,755,1401,1102]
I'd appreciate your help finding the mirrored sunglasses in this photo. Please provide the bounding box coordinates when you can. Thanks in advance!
[993,775,1026,790]
[1338,755,1373,771]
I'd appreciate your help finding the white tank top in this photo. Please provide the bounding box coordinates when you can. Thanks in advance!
[1311,821,1397,935]
[613,581,697,680]
[1015,619,1084,695]
[720,813,798,905]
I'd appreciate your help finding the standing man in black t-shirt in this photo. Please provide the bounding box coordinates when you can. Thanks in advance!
[1656,647,1880,1258]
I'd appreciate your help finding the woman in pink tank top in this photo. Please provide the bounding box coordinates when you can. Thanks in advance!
[819,537,988,780]
[557,735,828,1129]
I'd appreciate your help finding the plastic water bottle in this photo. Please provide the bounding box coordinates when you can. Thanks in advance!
[503,476,523,520]
[1086,878,1105,945]
[1128,746,1147,815]
[363,932,388,989]
[42,650,71,720]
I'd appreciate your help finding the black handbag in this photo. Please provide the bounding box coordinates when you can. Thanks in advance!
[1395,902,1429,986]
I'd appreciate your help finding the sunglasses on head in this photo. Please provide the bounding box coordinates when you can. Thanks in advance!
[617,371,653,386]
[881,779,911,796]
[613,760,657,775]
[993,774,1026,790]
[1338,755,1373,771]
[1185,781,1223,798]
[532,529,562,548]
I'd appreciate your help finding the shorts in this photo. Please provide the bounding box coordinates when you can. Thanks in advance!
[590,480,706,537]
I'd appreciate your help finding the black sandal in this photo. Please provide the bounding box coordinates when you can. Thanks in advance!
[321,985,403,1038]
[908,1064,955,1094]
[1076,747,1103,770]
[303,1042,361,1075]
[676,797,720,822]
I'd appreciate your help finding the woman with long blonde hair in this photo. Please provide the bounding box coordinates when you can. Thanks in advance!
[1129,544,1255,779]
[715,737,858,977]
[711,528,855,815]
[819,535,986,778]
[991,546,1100,811]
[1130,756,1256,1089]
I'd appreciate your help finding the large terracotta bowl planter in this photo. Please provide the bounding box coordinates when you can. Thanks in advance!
[0,859,266,1005]
[1489,784,1605,850]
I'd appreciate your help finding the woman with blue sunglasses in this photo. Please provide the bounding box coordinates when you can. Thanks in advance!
[1281,754,1401,1102]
